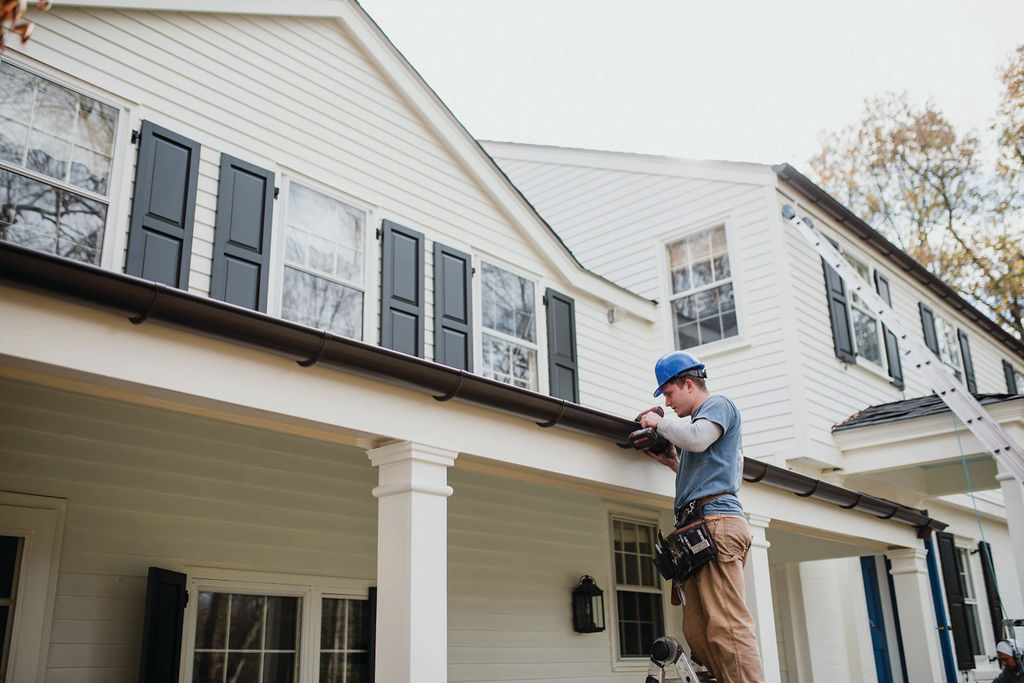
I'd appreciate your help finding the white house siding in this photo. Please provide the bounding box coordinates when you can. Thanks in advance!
[0,376,379,683]
[486,147,799,461]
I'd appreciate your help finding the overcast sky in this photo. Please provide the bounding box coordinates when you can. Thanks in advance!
[357,0,1024,169]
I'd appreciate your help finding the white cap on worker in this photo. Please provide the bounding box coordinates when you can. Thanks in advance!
[997,639,1023,656]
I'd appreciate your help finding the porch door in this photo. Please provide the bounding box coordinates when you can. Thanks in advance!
[860,556,894,683]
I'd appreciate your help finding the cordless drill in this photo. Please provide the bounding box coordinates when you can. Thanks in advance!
[629,406,672,454]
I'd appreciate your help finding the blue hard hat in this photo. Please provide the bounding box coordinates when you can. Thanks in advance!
[653,351,707,397]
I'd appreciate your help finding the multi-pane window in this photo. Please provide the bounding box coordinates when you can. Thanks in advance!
[0,536,23,682]
[193,592,300,683]
[281,182,366,339]
[480,262,537,390]
[612,518,664,658]
[955,548,984,656]
[936,316,963,381]
[191,591,371,683]
[320,598,371,683]
[667,226,737,349]
[0,61,117,264]
[845,255,883,366]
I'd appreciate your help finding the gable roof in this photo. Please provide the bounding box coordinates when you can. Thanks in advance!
[774,163,1024,362]
[50,0,654,315]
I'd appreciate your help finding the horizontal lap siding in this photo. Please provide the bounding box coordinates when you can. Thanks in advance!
[0,378,376,682]
[447,467,669,682]
[492,155,796,458]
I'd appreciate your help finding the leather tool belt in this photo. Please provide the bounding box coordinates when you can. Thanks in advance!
[653,494,727,582]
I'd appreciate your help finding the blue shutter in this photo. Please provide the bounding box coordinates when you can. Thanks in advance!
[125,121,200,288]
[873,272,904,389]
[210,154,275,311]
[919,303,939,354]
[138,567,187,683]
[433,242,473,370]
[544,288,579,402]
[956,329,976,393]
[379,220,425,357]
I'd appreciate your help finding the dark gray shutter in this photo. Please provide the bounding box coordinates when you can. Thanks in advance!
[1004,360,1019,394]
[138,567,187,683]
[368,586,377,683]
[919,303,939,355]
[544,288,579,402]
[935,532,976,672]
[379,220,424,357]
[821,240,855,362]
[125,121,200,288]
[433,242,472,370]
[956,329,976,393]
[976,542,1005,640]
[210,154,275,311]
[873,272,904,389]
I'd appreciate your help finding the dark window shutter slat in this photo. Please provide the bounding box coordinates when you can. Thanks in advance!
[210,154,275,312]
[544,288,579,402]
[821,254,855,363]
[874,272,904,388]
[125,121,200,288]
[368,586,377,683]
[1004,360,1019,394]
[919,303,939,355]
[433,243,473,370]
[956,329,976,393]
[379,220,425,357]
[935,532,975,672]
[138,566,187,683]
[976,542,1005,640]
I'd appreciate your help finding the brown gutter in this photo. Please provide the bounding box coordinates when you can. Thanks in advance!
[774,163,1024,362]
[0,242,946,536]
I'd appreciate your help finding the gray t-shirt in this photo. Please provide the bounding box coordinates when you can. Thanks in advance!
[665,394,744,516]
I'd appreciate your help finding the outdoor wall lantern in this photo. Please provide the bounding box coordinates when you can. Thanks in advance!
[572,575,606,633]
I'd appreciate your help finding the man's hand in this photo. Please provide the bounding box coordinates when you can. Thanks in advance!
[645,442,678,472]
[639,410,663,430]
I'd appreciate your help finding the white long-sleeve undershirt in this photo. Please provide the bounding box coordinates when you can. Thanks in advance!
[656,417,723,453]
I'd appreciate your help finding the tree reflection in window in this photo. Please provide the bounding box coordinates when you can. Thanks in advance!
[481,262,537,390]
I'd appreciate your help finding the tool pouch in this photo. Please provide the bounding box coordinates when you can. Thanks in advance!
[652,503,718,582]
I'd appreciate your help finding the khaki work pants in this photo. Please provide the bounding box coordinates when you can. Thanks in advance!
[680,513,765,683]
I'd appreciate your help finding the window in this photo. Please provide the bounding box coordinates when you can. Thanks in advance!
[844,255,883,367]
[667,225,737,349]
[954,548,984,656]
[185,579,372,683]
[611,517,664,658]
[935,316,963,382]
[0,60,117,264]
[0,536,23,681]
[480,261,537,390]
[280,182,366,339]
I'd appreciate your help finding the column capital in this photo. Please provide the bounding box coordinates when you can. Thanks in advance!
[745,512,771,529]
[886,546,929,574]
[367,440,459,468]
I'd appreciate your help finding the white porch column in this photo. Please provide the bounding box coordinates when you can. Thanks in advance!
[744,513,781,683]
[368,441,458,683]
[996,462,1024,600]
[886,547,946,683]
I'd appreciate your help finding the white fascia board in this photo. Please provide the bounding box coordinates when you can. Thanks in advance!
[481,140,777,186]
[52,0,346,15]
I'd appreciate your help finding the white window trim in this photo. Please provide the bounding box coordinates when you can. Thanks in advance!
[607,510,668,670]
[473,254,547,393]
[657,215,743,354]
[934,313,965,382]
[0,492,65,683]
[269,175,376,342]
[0,56,131,273]
[179,566,372,683]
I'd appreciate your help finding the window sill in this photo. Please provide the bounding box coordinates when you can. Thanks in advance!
[612,657,654,673]
[846,355,899,387]
[683,335,751,360]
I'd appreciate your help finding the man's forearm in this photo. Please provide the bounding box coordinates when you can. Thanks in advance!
[657,418,723,452]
